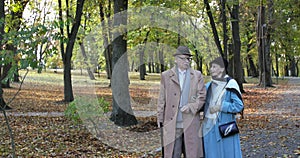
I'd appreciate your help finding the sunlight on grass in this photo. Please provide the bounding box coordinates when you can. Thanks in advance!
[19,69,289,87]
[19,70,64,86]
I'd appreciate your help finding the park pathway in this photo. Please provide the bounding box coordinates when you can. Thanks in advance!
[240,77,300,157]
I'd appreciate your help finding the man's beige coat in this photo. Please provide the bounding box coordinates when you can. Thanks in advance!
[157,67,206,158]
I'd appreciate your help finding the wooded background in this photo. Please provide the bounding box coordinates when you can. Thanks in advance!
[0,0,299,126]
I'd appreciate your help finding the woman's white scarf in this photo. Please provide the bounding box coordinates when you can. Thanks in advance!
[205,79,227,120]
[203,75,241,135]
[203,77,227,135]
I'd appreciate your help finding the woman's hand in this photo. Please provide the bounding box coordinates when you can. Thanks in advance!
[209,105,220,114]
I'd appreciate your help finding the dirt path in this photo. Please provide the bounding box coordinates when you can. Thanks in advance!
[240,77,300,157]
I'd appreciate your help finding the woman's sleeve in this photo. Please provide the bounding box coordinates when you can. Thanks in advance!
[221,90,244,113]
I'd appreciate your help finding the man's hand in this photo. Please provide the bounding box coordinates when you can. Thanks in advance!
[180,106,190,113]
[159,122,163,128]
[209,105,220,114]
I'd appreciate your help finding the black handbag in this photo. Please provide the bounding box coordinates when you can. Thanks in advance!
[218,121,239,138]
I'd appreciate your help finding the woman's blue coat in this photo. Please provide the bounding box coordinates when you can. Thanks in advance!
[203,80,244,158]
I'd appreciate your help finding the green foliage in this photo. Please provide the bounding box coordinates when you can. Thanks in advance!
[64,97,110,125]
[46,54,63,69]
[97,97,110,113]
[0,20,59,78]
[64,101,81,125]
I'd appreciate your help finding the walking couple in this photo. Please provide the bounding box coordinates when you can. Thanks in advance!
[157,46,244,158]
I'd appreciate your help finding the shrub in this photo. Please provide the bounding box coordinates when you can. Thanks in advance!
[64,101,81,125]
[64,97,110,125]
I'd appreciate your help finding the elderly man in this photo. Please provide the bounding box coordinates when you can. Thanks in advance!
[157,46,206,158]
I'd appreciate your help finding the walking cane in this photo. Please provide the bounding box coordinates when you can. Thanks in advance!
[160,124,164,157]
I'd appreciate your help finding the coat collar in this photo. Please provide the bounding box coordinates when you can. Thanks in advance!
[169,67,195,84]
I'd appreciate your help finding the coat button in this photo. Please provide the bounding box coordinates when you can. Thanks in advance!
[170,118,173,120]
[172,105,175,108]
[174,93,176,96]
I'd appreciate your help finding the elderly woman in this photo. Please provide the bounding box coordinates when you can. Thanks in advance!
[202,57,244,158]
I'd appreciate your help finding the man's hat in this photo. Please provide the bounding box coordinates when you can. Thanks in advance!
[173,46,192,56]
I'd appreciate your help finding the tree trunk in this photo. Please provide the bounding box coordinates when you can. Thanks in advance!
[0,3,9,87]
[290,57,297,76]
[194,49,201,71]
[192,45,203,72]
[0,0,4,88]
[79,42,95,80]
[245,23,259,77]
[157,40,164,73]
[110,0,137,126]
[257,6,267,87]
[0,1,15,156]
[275,53,279,77]
[139,30,150,80]
[139,45,146,80]
[221,0,228,58]
[247,54,258,77]
[284,59,289,76]
[230,1,244,92]
[13,71,20,82]
[264,0,274,84]
[227,43,234,77]
[148,62,151,73]
[78,5,95,80]
[159,52,164,73]
[148,50,154,74]
[1,0,28,88]
[0,1,7,109]
[131,60,135,72]
[99,1,112,80]
[257,4,273,87]
[0,63,11,88]
[59,0,85,102]
[204,0,224,57]
[63,62,73,102]
[0,0,3,42]
[296,60,299,77]
[177,0,182,46]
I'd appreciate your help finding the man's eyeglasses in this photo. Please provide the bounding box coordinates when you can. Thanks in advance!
[177,56,192,62]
